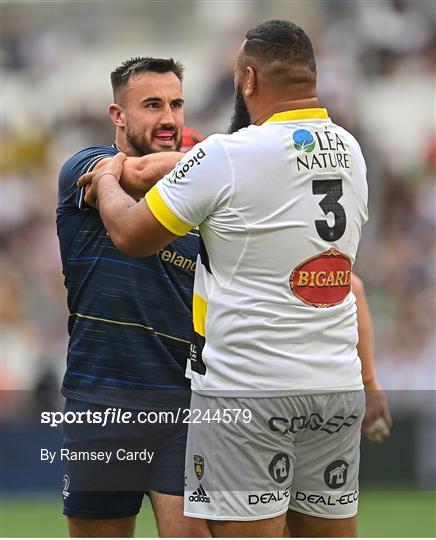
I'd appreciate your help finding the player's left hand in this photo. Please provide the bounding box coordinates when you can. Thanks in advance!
[362,381,392,443]
[78,153,126,207]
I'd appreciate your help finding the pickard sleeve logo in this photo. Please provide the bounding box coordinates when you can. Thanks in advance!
[290,248,352,308]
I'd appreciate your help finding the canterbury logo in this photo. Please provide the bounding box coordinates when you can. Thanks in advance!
[188,484,210,503]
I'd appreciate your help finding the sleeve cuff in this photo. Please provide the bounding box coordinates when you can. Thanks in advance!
[145,186,193,236]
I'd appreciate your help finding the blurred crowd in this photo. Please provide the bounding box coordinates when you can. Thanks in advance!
[2,0,435,399]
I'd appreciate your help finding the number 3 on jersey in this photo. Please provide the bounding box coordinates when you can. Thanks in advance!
[312,179,346,241]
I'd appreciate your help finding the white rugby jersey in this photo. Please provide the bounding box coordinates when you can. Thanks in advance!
[146,108,368,396]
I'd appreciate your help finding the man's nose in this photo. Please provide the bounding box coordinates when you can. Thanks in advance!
[159,103,176,126]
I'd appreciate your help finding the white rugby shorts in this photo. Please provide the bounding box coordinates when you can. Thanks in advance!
[184,390,364,521]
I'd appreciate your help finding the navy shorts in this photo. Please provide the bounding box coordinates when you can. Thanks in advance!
[62,398,188,519]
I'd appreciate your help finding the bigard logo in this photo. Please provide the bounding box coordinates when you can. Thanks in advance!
[189,484,210,503]
[268,453,290,484]
[290,248,352,308]
[194,454,204,480]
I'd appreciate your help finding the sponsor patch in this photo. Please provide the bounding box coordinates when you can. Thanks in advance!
[248,488,290,505]
[294,490,358,506]
[289,248,352,307]
[188,484,210,503]
[293,129,316,153]
[268,453,290,484]
[324,460,349,489]
[268,413,358,435]
[170,147,206,183]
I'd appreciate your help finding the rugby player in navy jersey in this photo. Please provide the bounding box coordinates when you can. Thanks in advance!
[56,57,209,538]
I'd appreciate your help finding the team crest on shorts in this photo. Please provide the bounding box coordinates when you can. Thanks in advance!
[194,455,205,480]
[268,453,290,484]
[290,248,352,308]
[62,474,70,499]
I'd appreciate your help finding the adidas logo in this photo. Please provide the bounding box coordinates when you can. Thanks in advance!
[188,484,210,503]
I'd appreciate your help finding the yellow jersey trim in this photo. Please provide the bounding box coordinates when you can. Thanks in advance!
[146,186,192,236]
[193,293,208,337]
[264,108,329,124]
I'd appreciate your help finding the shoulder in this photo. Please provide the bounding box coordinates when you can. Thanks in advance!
[217,124,279,147]
[58,145,117,212]
[59,145,117,184]
[207,125,281,168]
[333,124,366,170]
[333,125,364,154]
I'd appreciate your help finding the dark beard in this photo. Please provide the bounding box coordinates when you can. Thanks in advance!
[128,138,154,156]
[126,124,181,156]
[228,86,251,134]
[126,128,154,156]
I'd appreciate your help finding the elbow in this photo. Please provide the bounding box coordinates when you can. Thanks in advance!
[350,273,364,296]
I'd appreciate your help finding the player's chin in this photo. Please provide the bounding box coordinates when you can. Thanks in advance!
[152,139,178,152]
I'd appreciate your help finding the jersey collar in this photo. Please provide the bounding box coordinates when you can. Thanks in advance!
[263,108,329,124]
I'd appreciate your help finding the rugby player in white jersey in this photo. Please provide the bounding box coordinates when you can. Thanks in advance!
[79,20,378,537]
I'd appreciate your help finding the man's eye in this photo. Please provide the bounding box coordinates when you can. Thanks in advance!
[146,102,160,109]
[172,101,184,109]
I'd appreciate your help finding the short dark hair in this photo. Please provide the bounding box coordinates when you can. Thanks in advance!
[110,57,184,100]
[244,20,316,72]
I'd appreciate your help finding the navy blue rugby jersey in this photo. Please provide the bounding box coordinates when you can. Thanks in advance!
[56,145,198,409]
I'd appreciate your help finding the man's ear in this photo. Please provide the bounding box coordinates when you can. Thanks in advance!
[108,103,125,128]
[244,66,256,98]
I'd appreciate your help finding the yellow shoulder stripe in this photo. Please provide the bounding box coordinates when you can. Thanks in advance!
[145,186,192,236]
[264,108,329,124]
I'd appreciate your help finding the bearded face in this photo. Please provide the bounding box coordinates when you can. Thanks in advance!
[125,119,181,156]
[117,70,184,156]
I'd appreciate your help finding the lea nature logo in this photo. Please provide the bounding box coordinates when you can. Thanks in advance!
[293,129,316,153]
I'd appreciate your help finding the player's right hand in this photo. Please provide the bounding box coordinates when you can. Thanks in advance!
[362,381,392,443]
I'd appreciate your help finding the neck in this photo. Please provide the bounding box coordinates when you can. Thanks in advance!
[252,97,321,126]
[115,130,138,157]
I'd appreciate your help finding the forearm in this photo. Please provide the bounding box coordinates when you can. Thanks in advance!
[120,152,183,199]
[96,174,141,253]
[93,153,183,200]
[352,275,378,389]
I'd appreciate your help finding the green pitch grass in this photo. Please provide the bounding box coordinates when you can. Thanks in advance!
[1,490,435,537]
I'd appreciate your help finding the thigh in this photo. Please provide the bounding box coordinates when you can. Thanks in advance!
[207,513,287,538]
[289,391,365,524]
[148,419,189,496]
[149,491,210,537]
[184,393,297,522]
[63,490,144,521]
[67,515,136,537]
[286,509,357,537]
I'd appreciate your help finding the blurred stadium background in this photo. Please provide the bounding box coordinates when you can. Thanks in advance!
[1,0,435,537]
